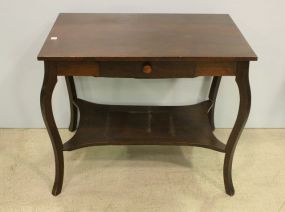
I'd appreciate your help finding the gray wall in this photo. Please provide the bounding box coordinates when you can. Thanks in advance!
[0,0,284,128]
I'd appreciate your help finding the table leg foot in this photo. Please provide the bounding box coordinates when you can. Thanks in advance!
[223,62,251,196]
[208,76,221,130]
[40,62,64,196]
[225,184,235,196]
[65,76,78,132]
[52,151,64,196]
[224,153,235,196]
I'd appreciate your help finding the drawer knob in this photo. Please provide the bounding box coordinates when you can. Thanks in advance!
[143,64,152,74]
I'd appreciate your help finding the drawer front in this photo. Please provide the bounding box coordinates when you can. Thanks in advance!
[99,62,196,78]
[56,61,236,77]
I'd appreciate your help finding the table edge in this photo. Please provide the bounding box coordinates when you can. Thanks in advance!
[37,56,258,62]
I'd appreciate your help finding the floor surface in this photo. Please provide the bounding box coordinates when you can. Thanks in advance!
[0,129,284,212]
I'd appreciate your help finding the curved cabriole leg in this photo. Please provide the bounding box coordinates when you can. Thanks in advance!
[40,62,64,196]
[65,76,78,132]
[223,62,251,196]
[208,76,222,130]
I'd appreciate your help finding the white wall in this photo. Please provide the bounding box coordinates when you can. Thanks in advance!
[0,0,284,128]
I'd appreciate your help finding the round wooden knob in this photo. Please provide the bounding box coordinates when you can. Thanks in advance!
[143,64,152,74]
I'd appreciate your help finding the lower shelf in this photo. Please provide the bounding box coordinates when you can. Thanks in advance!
[63,99,226,152]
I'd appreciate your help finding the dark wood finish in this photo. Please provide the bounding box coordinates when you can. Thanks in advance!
[40,62,64,196]
[38,13,257,62]
[38,14,257,196]
[65,76,78,131]
[208,77,222,130]
[223,62,251,196]
[57,61,236,77]
[57,62,99,76]
[63,99,226,152]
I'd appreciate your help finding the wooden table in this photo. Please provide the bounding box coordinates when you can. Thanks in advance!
[38,13,257,196]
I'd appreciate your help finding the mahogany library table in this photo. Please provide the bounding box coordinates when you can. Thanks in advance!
[38,13,257,196]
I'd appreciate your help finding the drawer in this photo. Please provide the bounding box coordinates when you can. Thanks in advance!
[99,62,196,78]
[56,61,236,77]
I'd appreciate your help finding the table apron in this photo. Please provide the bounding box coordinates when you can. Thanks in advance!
[55,61,237,77]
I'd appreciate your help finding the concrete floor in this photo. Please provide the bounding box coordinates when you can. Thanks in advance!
[0,129,284,211]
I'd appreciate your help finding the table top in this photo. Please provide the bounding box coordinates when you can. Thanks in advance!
[38,13,257,62]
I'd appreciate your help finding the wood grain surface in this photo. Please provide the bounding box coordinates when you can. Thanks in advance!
[38,13,257,62]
